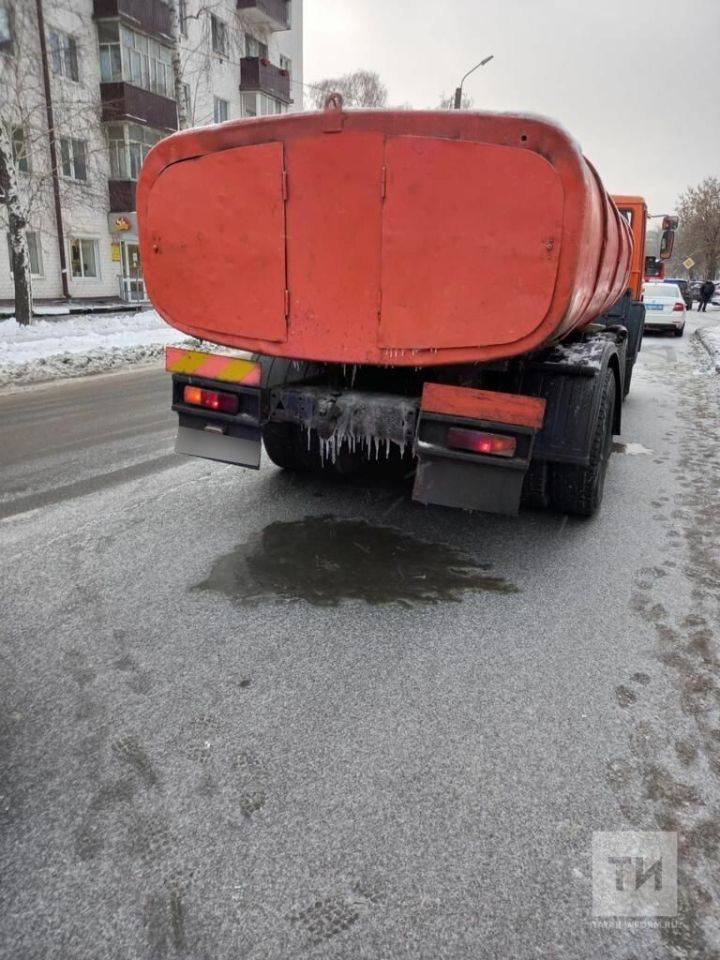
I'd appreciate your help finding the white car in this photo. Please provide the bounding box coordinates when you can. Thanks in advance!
[642,282,686,337]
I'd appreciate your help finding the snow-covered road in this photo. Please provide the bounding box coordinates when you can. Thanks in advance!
[2,313,720,959]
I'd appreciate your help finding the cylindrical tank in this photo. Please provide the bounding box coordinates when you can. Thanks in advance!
[138,109,632,367]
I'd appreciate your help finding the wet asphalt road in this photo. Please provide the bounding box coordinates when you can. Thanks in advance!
[2,314,720,959]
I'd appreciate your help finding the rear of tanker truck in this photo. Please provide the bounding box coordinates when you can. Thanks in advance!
[138,104,645,516]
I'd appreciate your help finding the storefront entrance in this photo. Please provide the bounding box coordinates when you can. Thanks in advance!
[120,241,146,302]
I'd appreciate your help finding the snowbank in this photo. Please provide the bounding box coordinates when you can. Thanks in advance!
[697,324,720,371]
[0,309,190,387]
[694,308,720,371]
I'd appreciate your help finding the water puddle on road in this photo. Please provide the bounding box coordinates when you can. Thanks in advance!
[192,516,518,607]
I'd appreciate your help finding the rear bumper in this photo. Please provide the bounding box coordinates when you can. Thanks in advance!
[268,384,418,458]
[167,347,549,516]
[644,316,684,329]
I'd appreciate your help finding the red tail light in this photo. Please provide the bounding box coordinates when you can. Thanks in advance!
[447,427,517,458]
[183,385,239,414]
[673,302,684,312]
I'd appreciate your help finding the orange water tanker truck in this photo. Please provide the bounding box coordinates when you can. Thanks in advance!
[138,105,668,516]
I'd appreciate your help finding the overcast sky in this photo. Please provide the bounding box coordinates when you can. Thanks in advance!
[304,0,719,214]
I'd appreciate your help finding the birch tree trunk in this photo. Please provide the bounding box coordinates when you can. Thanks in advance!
[169,1,188,130]
[0,124,33,325]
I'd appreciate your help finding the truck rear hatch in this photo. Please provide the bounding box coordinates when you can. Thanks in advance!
[139,109,631,366]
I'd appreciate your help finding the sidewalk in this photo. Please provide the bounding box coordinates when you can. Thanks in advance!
[0,297,145,319]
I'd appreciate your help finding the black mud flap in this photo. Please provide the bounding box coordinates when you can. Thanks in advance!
[413,452,527,515]
[411,407,538,516]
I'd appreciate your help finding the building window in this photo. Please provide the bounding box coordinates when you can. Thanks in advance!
[240,92,286,118]
[49,30,79,80]
[0,4,13,54]
[69,238,99,279]
[98,21,173,99]
[246,35,268,59]
[279,54,291,75]
[98,21,121,81]
[108,123,163,180]
[7,232,42,276]
[240,92,257,118]
[213,97,228,123]
[11,127,30,173]
[178,0,187,36]
[211,14,228,57]
[60,138,87,181]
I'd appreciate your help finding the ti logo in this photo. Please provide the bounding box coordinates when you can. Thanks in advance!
[592,832,677,917]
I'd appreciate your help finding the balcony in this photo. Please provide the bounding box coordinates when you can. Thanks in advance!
[236,0,290,31]
[240,57,290,103]
[93,0,173,42]
[108,179,137,213]
[100,83,177,132]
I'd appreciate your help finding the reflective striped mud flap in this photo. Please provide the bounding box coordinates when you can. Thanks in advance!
[167,346,263,468]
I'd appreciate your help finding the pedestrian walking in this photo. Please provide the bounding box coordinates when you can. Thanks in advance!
[698,279,716,312]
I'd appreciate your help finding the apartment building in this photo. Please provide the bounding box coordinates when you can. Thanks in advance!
[0,0,303,304]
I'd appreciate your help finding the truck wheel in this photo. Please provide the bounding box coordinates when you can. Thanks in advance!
[550,370,616,517]
[262,422,312,472]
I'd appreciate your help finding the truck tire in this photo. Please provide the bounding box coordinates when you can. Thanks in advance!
[262,422,313,472]
[550,370,616,517]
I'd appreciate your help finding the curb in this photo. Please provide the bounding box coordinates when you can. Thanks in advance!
[694,327,720,372]
[0,303,144,320]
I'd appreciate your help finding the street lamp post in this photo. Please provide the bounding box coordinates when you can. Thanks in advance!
[453,55,494,109]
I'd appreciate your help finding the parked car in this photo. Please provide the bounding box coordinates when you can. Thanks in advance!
[642,282,686,336]
[664,278,693,310]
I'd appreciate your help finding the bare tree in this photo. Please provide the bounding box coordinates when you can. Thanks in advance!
[1,2,111,323]
[676,177,720,280]
[169,1,189,130]
[0,124,32,323]
[309,70,388,110]
[172,1,250,129]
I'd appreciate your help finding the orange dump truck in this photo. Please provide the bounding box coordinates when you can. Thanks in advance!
[139,106,658,516]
